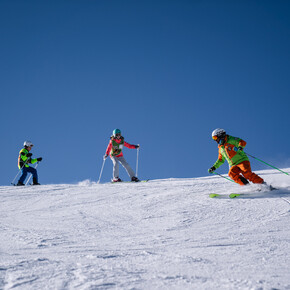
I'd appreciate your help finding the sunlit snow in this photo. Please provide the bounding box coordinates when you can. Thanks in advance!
[1,169,290,289]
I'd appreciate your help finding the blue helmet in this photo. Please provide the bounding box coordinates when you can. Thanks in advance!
[113,129,121,137]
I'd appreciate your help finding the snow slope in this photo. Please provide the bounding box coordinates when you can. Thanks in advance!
[1,169,290,290]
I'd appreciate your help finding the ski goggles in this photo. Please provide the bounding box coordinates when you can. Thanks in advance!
[115,133,121,137]
[212,135,218,140]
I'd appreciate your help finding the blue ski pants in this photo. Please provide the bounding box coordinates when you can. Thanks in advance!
[18,166,38,184]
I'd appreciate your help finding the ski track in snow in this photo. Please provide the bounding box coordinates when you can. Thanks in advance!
[1,169,290,289]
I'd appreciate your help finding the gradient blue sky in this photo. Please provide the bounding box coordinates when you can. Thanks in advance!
[1,0,290,185]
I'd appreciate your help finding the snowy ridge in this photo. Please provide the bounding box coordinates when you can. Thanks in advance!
[1,169,290,289]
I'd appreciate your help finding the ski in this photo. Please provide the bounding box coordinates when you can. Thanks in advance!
[209,193,220,198]
[111,179,149,184]
[209,186,277,199]
[209,193,242,198]
[229,193,241,198]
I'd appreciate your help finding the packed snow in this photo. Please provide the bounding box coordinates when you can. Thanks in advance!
[1,169,290,289]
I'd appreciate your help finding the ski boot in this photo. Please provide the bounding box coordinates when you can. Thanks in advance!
[16,181,25,186]
[112,177,122,182]
[262,182,276,191]
[32,178,41,185]
[131,176,140,182]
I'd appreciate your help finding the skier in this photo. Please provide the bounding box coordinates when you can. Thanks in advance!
[208,129,264,186]
[104,129,140,182]
[17,141,43,186]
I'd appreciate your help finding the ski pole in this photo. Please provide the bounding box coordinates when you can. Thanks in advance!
[211,171,236,183]
[136,146,140,177]
[11,169,22,186]
[245,152,289,176]
[97,158,106,184]
[25,162,39,185]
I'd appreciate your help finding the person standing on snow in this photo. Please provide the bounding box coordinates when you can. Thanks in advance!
[104,129,140,182]
[17,141,42,186]
[208,129,264,186]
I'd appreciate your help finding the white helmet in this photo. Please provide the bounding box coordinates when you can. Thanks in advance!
[23,140,34,147]
[212,128,226,139]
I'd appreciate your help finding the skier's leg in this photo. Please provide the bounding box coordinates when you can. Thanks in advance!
[111,156,120,179]
[18,167,28,184]
[229,165,248,185]
[118,156,135,179]
[27,167,39,184]
[240,161,264,184]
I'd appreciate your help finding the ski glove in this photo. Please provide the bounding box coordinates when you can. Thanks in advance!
[27,153,32,157]
[208,166,216,173]
[37,157,42,162]
[135,145,140,149]
[238,146,243,151]
[103,154,108,160]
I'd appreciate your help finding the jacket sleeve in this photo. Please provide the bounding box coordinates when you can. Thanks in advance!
[213,148,225,169]
[20,150,29,163]
[20,152,28,163]
[231,136,246,148]
[238,139,247,148]
[105,141,112,155]
[124,141,136,149]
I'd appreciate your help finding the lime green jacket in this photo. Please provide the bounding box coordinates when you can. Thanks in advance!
[18,148,38,169]
[213,135,249,169]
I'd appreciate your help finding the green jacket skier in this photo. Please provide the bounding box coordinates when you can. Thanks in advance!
[17,141,42,186]
[208,129,264,186]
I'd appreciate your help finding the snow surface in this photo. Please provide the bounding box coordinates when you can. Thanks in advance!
[1,169,290,290]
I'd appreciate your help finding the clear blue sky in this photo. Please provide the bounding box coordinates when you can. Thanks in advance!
[1,0,290,185]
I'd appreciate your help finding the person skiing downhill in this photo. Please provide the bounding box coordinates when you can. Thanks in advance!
[104,129,140,182]
[17,141,42,186]
[208,129,264,186]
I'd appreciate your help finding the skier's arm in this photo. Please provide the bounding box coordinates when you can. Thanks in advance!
[20,152,28,163]
[20,151,31,163]
[30,158,38,164]
[19,151,38,165]
[232,136,246,149]
[213,150,225,169]
[238,139,246,149]
[105,141,112,155]
[124,141,138,149]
